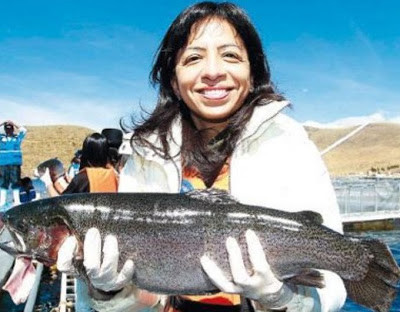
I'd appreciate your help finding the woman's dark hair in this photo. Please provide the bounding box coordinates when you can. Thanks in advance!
[79,133,109,170]
[129,2,284,186]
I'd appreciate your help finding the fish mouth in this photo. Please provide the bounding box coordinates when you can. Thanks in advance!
[0,227,54,265]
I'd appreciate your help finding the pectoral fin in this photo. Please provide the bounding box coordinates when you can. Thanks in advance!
[285,269,325,288]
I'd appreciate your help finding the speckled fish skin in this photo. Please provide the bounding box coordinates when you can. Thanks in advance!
[1,189,399,311]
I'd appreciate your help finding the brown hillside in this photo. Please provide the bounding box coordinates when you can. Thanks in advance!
[17,122,400,178]
[306,123,400,176]
[20,125,94,177]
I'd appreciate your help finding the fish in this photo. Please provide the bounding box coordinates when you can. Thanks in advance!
[35,158,65,182]
[0,189,399,311]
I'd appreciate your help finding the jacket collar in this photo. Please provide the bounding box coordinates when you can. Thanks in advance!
[129,117,182,164]
[238,100,290,145]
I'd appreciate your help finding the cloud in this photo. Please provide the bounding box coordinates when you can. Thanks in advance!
[1,95,138,131]
[303,112,400,128]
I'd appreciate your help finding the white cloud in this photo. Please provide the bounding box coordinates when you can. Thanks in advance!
[1,96,136,131]
[303,112,400,128]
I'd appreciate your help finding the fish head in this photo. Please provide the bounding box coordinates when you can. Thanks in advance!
[0,202,73,266]
[36,158,65,182]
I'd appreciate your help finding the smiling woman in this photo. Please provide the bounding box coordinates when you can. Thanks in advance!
[54,2,349,312]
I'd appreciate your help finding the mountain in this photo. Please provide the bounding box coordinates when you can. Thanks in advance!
[306,122,400,176]
[17,123,400,178]
[20,125,94,177]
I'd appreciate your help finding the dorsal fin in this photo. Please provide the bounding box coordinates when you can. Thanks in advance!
[185,189,238,205]
[296,210,324,224]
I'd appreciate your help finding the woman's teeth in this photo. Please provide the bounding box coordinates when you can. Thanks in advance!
[202,89,228,99]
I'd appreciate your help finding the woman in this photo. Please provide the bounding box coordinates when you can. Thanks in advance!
[58,2,346,311]
[63,132,118,193]
[63,132,119,312]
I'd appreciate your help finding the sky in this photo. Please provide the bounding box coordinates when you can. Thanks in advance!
[1,0,399,131]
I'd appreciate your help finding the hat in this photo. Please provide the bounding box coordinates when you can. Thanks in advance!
[101,128,123,149]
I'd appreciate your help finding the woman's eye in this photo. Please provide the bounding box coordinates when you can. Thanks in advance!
[184,55,201,64]
[223,52,241,61]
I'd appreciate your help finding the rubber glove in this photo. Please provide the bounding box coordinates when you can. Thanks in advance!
[201,229,295,310]
[39,168,53,187]
[83,228,135,292]
[57,228,134,292]
[57,228,161,312]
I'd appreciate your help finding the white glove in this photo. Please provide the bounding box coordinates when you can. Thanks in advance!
[201,229,294,309]
[57,229,163,312]
[84,228,134,292]
[57,228,134,292]
[40,168,53,187]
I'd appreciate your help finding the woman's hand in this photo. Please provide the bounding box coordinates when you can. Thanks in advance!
[57,228,134,292]
[57,228,161,311]
[201,229,294,309]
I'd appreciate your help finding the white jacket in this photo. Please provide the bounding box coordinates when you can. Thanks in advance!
[117,100,346,311]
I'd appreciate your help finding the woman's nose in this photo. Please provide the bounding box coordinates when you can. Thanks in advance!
[201,56,225,82]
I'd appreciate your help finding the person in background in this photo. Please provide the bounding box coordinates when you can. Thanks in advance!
[63,132,118,194]
[62,132,119,312]
[39,160,70,197]
[101,128,123,173]
[66,149,82,182]
[19,177,38,203]
[0,120,27,207]
[57,2,346,312]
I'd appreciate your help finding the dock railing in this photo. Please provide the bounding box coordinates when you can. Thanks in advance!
[333,176,400,222]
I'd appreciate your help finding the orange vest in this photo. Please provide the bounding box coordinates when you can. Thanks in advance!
[84,167,118,192]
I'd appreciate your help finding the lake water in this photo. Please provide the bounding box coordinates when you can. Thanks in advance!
[0,230,399,311]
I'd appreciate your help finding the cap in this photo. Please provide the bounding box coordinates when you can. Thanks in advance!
[101,128,123,149]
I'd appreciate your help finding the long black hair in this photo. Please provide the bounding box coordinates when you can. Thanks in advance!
[129,2,284,186]
[79,133,109,170]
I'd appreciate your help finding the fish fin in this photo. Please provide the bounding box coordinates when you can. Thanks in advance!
[344,239,400,312]
[285,269,325,288]
[296,211,324,225]
[185,189,238,205]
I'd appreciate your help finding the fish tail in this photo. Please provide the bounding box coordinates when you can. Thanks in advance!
[344,239,400,312]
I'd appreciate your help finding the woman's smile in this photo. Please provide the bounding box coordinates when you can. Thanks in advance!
[199,88,231,101]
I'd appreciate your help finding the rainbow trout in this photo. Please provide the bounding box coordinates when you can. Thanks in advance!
[0,189,399,311]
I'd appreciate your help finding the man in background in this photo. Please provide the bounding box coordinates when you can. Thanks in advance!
[0,120,27,207]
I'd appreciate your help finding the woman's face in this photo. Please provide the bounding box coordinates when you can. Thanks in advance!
[173,18,252,131]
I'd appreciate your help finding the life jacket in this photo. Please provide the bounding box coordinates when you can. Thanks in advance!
[84,167,118,192]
